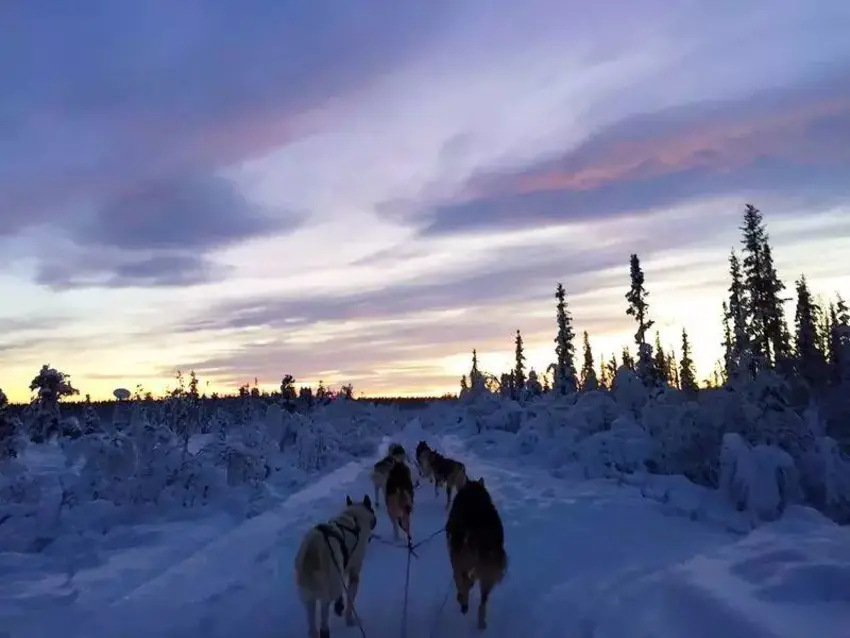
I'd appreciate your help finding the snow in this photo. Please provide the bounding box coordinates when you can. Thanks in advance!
[3,399,850,638]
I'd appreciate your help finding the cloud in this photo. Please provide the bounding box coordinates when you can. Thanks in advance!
[399,69,850,237]
[28,173,299,290]
[71,173,299,252]
[35,254,226,291]
[0,1,449,231]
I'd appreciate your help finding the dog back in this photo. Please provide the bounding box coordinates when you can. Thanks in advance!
[294,506,372,601]
[386,461,414,500]
[446,480,507,580]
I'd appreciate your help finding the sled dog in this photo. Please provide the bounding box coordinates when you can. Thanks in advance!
[369,443,407,508]
[294,495,377,638]
[445,478,507,631]
[384,459,415,541]
[416,441,468,507]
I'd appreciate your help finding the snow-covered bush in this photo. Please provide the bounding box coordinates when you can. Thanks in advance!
[719,433,802,523]
[578,415,658,478]
[798,437,850,524]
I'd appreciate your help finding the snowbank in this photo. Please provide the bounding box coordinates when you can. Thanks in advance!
[557,509,850,638]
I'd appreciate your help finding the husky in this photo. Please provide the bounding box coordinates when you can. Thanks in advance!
[445,478,507,630]
[384,460,415,542]
[416,442,467,508]
[294,495,377,638]
[415,440,434,482]
[369,443,407,508]
[387,442,408,462]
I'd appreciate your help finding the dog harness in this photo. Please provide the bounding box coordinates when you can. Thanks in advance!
[316,519,362,570]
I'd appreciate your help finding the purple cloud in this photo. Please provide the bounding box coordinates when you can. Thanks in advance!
[0,1,449,231]
[401,69,850,237]
[35,254,226,291]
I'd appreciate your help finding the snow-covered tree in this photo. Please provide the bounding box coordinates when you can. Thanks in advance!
[29,364,79,442]
[468,349,486,395]
[459,375,470,397]
[621,347,634,371]
[830,295,850,385]
[653,332,670,382]
[679,328,698,396]
[740,205,790,368]
[580,331,598,391]
[552,283,578,394]
[0,388,21,459]
[794,275,827,388]
[525,368,543,398]
[280,374,297,409]
[513,330,526,399]
[725,250,755,383]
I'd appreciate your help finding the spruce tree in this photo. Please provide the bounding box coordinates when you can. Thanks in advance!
[721,301,734,382]
[739,205,789,369]
[830,295,850,385]
[667,350,679,388]
[679,328,698,395]
[762,242,792,366]
[794,275,826,387]
[552,283,578,394]
[726,250,753,381]
[513,330,526,398]
[653,331,669,381]
[621,347,634,370]
[469,349,485,394]
[625,253,658,385]
[580,331,598,391]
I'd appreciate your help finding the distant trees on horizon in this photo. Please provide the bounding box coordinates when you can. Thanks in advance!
[459,203,850,402]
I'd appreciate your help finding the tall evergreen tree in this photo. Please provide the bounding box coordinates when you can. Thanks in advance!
[469,349,485,394]
[726,250,753,381]
[580,331,598,391]
[552,283,578,394]
[653,331,670,381]
[667,350,679,388]
[762,242,792,366]
[794,275,826,387]
[739,204,789,368]
[626,253,658,385]
[721,301,734,384]
[679,328,699,395]
[514,330,526,398]
[830,295,850,385]
[621,347,634,370]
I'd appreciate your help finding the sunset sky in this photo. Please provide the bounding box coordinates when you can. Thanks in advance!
[2,1,850,401]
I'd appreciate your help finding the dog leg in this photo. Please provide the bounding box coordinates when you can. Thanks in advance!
[373,483,380,509]
[303,599,318,638]
[445,484,453,510]
[452,566,472,615]
[344,572,361,627]
[318,599,331,638]
[477,579,493,630]
[390,514,400,541]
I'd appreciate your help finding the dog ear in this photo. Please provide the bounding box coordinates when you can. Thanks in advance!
[346,495,353,506]
[363,494,372,508]
[478,477,486,486]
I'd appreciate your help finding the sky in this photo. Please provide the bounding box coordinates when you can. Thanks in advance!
[2,1,850,401]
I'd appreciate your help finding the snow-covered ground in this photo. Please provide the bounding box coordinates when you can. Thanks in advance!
[3,417,849,638]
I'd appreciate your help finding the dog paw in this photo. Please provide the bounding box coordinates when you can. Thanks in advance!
[477,618,487,631]
[319,629,330,638]
[333,597,344,616]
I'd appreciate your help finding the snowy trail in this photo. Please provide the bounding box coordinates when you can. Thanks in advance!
[8,433,849,638]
